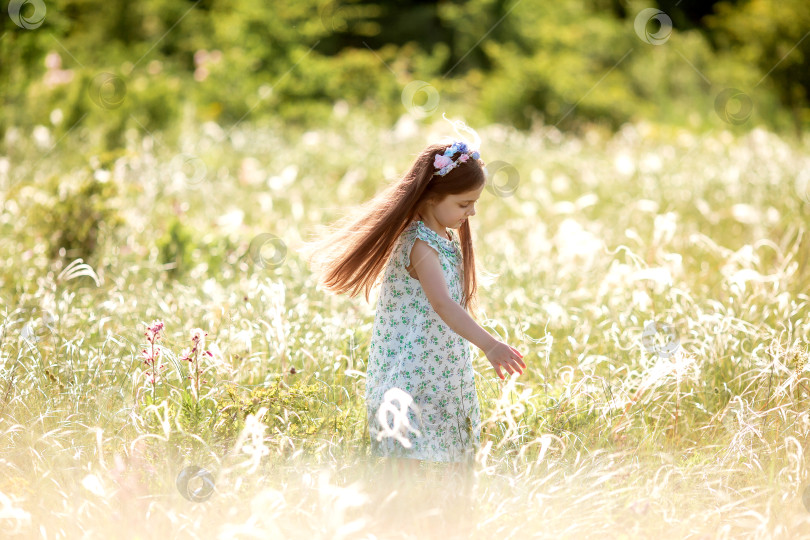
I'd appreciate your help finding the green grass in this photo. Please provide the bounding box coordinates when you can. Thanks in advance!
[1,113,809,538]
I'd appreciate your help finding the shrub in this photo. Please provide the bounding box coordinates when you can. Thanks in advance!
[27,172,125,264]
[157,217,197,278]
[213,380,334,454]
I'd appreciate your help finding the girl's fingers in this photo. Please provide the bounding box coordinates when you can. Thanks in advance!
[510,349,526,368]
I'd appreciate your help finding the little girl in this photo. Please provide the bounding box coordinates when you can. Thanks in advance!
[306,140,526,481]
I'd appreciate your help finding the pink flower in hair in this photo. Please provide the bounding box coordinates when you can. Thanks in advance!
[458,154,469,163]
[434,155,453,169]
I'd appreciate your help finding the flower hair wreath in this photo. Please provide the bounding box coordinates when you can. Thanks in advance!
[432,141,481,177]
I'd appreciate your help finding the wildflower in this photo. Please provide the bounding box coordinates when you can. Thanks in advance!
[142,344,162,363]
[183,327,211,401]
[145,320,164,341]
[141,320,165,398]
[191,328,207,344]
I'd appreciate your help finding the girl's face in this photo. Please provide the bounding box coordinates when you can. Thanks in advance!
[431,184,485,229]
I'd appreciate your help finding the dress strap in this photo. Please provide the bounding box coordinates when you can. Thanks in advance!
[406,221,461,266]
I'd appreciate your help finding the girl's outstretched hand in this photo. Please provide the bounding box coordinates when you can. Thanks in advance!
[485,340,526,380]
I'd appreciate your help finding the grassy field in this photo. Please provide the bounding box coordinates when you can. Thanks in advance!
[1,112,810,538]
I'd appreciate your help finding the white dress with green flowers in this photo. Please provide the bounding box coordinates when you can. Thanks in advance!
[365,220,481,463]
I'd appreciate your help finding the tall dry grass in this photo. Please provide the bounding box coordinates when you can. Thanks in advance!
[1,112,809,538]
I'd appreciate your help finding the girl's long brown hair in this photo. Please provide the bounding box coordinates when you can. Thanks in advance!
[303,142,486,319]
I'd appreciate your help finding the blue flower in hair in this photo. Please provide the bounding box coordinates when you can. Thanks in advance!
[433,140,480,177]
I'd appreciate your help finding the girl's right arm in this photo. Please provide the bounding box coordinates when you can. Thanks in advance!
[410,239,526,380]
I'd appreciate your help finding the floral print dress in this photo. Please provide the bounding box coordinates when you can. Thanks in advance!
[365,220,481,463]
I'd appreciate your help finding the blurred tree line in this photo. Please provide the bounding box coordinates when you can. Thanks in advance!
[0,0,807,150]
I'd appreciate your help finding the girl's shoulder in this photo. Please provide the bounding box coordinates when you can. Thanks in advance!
[403,220,460,261]
[405,220,455,244]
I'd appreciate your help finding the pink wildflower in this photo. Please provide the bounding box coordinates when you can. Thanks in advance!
[433,155,453,169]
[190,328,207,343]
[141,320,165,398]
[184,327,212,401]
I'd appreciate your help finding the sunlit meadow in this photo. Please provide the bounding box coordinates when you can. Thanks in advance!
[1,109,810,538]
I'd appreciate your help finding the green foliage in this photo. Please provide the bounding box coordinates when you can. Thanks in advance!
[157,217,197,278]
[200,233,242,277]
[177,388,217,434]
[26,172,125,264]
[213,381,334,451]
[1,0,807,139]
[135,389,224,465]
[705,0,810,134]
[156,220,242,279]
